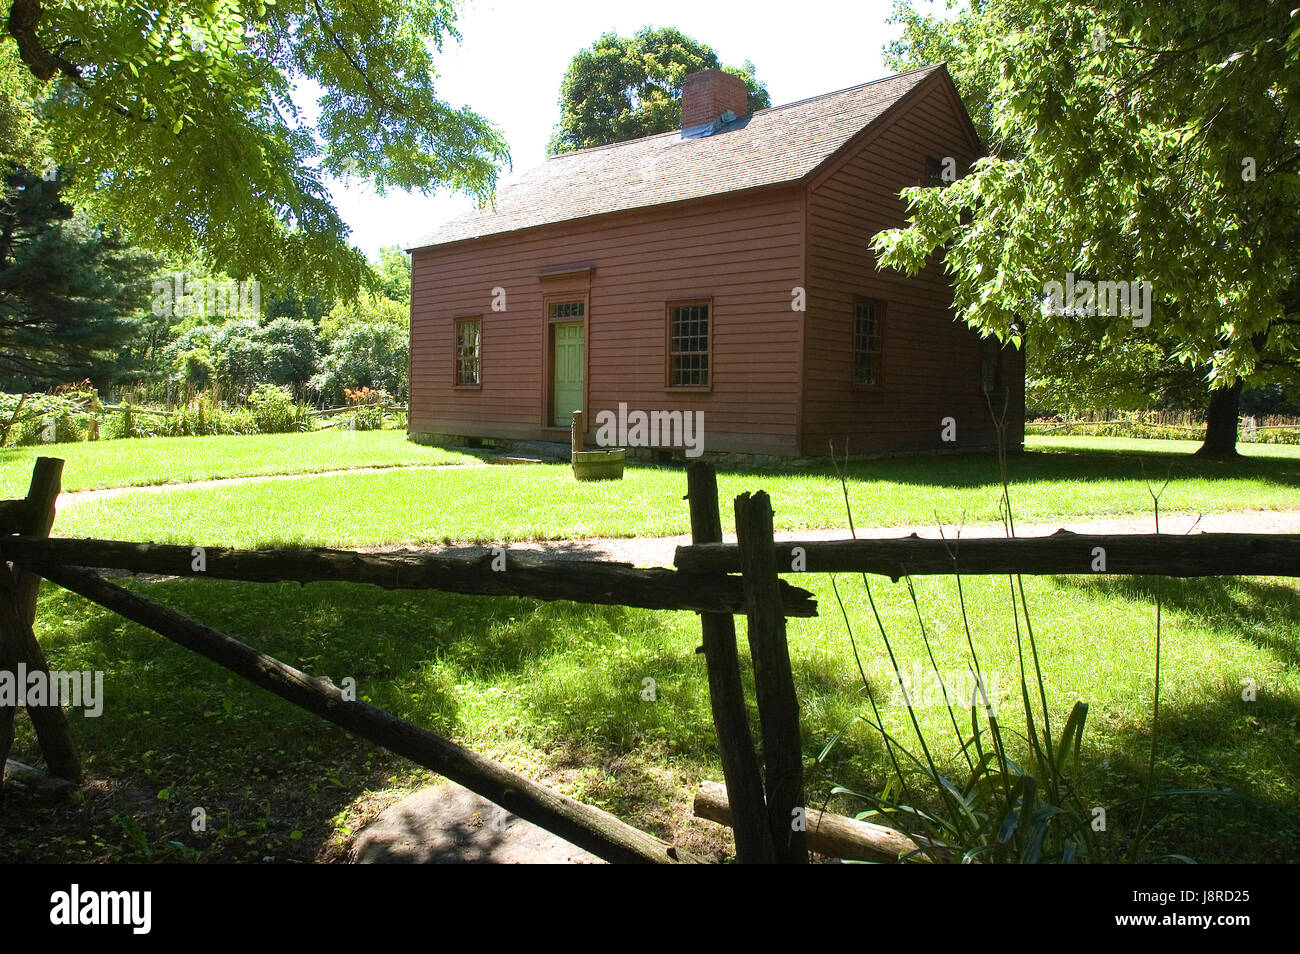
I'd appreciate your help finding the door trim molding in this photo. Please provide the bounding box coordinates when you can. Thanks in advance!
[540,292,590,432]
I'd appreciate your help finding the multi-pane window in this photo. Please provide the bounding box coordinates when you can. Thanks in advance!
[925,155,946,187]
[668,302,710,387]
[548,302,585,319]
[853,299,883,386]
[455,318,481,386]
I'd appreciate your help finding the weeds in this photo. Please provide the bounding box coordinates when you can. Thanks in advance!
[818,420,1226,862]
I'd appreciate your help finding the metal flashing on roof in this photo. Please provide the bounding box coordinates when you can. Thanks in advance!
[681,109,740,140]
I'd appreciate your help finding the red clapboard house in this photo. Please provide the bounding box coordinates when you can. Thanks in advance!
[407,64,1024,463]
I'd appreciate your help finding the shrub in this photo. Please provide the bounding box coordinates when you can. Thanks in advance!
[338,386,388,431]
[246,383,309,434]
[309,322,408,405]
[1,392,96,446]
[211,318,319,400]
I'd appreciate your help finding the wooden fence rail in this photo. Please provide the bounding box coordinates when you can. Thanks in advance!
[0,455,807,863]
[684,462,773,862]
[30,560,698,864]
[675,532,1300,579]
[1,535,817,618]
[0,459,81,782]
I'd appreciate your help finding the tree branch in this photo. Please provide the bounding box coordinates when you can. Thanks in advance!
[7,0,81,82]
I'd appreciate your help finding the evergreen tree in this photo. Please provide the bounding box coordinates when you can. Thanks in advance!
[0,163,156,388]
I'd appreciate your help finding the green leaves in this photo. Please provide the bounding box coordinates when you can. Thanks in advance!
[879,0,1300,401]
[5,0,508,300]
[547,27,771,154]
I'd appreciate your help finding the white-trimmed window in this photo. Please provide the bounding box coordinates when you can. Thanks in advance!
[668,301,710,388]
[455,317,481,386]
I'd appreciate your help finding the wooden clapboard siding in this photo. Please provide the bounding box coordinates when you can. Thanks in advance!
[409,68,1025,459]
[411,185,805,456]
[801,74,1025,456]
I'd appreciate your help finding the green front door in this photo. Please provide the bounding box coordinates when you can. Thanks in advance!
[552,321,584,427]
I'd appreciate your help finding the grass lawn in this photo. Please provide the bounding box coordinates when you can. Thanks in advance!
[1030,434,1300,459]
[45,435,1300,547]
[4,432,1297,863]
[5,570,1296,863]
[0,430,478,497]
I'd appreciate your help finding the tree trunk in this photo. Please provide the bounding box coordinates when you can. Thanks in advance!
[1195,381,1242,459]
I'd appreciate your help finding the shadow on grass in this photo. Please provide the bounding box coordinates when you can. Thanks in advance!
[800,574,1300,862]
[10,577,720,862]
[1079,679,1300,863]
[6,579,625,859]
[620,444,1294,509]
[1061,574,1300,667]
[15,568,1298,863]
[794,449,1300,492]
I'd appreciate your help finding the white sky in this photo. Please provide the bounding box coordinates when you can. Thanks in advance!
[326,0,935,258]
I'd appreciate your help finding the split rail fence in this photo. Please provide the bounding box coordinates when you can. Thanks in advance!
[2,456,1298,863]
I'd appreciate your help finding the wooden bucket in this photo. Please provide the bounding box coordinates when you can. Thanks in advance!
[572,448,625,481]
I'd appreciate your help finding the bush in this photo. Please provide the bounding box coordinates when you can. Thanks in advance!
[211,318,319,400]
[246,384,309,434]
[1025,412,1300,445]
[309,322,408,405]
[1,392,96,446]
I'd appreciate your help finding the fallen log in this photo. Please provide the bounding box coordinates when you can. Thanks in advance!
[36,562,703,864]
[694,780,952,863]
[3,535,817,618]
[675,532,1300,579]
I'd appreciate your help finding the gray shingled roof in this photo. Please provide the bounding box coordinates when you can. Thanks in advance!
[412,65,943,249]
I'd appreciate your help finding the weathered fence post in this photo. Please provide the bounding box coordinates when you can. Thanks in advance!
[0,601,21,780]
[734,490,808,864]
[571,410,584,453]
[685,462,775,863]
[0,457,82,782]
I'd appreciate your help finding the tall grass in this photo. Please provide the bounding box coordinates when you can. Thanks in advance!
[1,388,405,446]
[817,413,1225,863]
[1027,410,1300,444]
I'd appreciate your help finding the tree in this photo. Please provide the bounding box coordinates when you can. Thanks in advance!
[0,162,156,389]
[2,0,509,300]
[548,27,770,154]
[262,282,333,326]
[374,244,411,302]
[210,316,318,399]
[874,0,1300,457]
[309,322,408,402]
[319,289,407,340]
[313,269,408,401]
[1024,318,1209,414]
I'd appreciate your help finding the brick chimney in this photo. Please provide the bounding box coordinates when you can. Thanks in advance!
[681,68,749,134]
